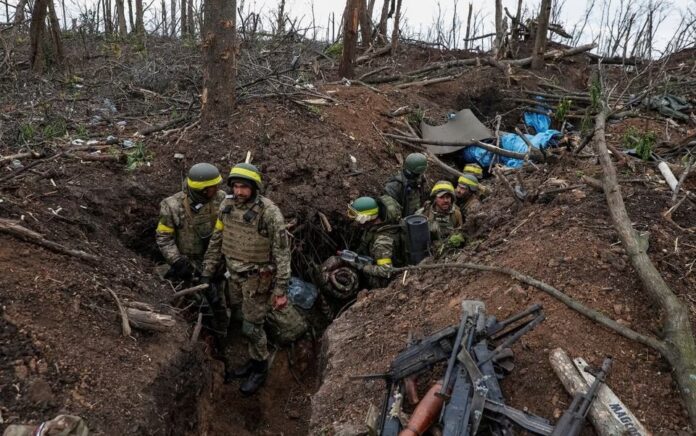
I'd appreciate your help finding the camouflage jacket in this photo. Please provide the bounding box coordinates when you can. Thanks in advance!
[156,190,226,267]
[357,223,400,280]
[455,195,482,217]
[384,171,427,217]
[416,202,463,241]
[202,194,290,296]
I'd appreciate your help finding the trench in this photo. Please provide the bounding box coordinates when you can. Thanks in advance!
[119,207,361,435]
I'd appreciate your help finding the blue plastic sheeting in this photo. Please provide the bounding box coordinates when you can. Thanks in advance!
[460,130,560,168]
[287,277,318,310]
[523,111,551,133]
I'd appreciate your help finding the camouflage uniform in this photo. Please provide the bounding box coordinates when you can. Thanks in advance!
[384,171,428,217]
[203,194,290,361]
[155,190,226,270]
[355,195,403,288]
[416,201,463,242]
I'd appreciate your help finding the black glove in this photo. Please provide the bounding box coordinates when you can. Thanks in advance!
[168,256,194,280]
[202,278,219,306]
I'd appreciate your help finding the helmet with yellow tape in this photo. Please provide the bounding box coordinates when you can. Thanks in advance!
[430,180,455,199]
[347,196,380,224]
[457,173,479,192]
[228,162,263,190]
[187,163,222,191]
[462,163,483,177]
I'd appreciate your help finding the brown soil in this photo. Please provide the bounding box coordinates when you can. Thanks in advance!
[1,35,695,436]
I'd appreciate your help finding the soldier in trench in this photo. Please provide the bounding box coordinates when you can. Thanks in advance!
[155,163,230,349]
[201,162,294,395]
[416,180,465,253]
[383,152,429,217]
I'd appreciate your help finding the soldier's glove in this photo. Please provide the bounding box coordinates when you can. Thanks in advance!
[201,278,220,306]
[168,256,194,280]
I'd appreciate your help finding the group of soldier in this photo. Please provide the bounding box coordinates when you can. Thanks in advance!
[154,154,486,396]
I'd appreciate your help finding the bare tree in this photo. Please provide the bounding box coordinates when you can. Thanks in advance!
[29,0,63,72]
[170,0,176,37]
[464,2,472,49]
[116,0,127,35]
[531,0,551,69]
[339,0,359,78]
[493,0,503,57]
[103,0,113,35]
[181,0,187,35]
[187,0,194,35]
[201,0,237,123]
[390,0,402,53]
[377,0,389,43]
[161,0,168,35]
[47,0,64,63]
[358,0,371,47]
[14,0,28,24]
[275,0,285,34]
[135,0,144,35]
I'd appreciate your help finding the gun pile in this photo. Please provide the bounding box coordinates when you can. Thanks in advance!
[358,300,612,436]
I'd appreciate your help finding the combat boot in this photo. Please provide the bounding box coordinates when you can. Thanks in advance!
[225,360,256,383]
[240,360,268,396]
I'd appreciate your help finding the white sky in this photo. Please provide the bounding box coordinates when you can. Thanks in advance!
[5,0,694,54]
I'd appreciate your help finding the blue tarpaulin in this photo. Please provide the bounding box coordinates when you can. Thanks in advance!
[460,106,559,168]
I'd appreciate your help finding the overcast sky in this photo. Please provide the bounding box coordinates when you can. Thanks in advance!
[6,0,695,53]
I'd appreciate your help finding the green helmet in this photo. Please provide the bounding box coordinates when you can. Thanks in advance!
[457,173,479,192]
[404,153,427,175]
[187,163,222,191]
[463,163,483,177]
[430,180,455,198]
[348,196,379,224]
[228,162,263,189]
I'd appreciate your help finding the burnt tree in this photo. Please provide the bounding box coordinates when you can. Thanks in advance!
[531,0,552,69]
[201,0,237,123]
[339,0,360,78]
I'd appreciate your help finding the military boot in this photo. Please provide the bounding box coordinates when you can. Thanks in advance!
[239,360,268,396]
[225,360,255,383]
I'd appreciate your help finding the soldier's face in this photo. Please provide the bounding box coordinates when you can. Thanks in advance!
[233,183,253,201]
[434,194,452,211]
[455,185,471,199]
[202,185,219,199]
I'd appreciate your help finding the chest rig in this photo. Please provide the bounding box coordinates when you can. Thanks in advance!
[221,198,272,264]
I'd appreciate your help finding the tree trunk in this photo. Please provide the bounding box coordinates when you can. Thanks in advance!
[29,0,49,73]
[509,0,522,54]
[161,0,168,35]
[494,0,503,58]
[181,0,187,35]
[358,0,371,47]
[47,0,64,67]
[201,0,237,125]
[14,0,27,24]
[594,106,696,429]
[464,2,472,50]
[116,0,127,36]
[531,0,552,69]
[276,0,285,34]
[338,0,360,78]
[390,0,402,53]
[170,0,177,36]
[135,0,144,35]
[127,0,135,32]
[187,0,194,35]
[377,0,389,42]
[103,0,113,34]
[60,0,66,30]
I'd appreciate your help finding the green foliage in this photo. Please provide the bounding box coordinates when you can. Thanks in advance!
[19,123,36,143]
[325,42,343,58]
[622,127,656,161]
[407,108,425,126]
[75,124,89,139]
[125,142,153,171]
[554,98,573,122]
[42,119,67,139]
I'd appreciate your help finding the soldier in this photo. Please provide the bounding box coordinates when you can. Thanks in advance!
[416,181,464,249]
[155,163,229,345]
[346,195,403,288]
[384,152,428,217]
[201,163,290,395]
[455,173,483,216]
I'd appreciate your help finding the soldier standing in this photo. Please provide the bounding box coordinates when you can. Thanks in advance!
[384,152,428,217]
[202,163,290,395]
[416,181,464,250]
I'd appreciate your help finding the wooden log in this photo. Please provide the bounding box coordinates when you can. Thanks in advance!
[549,348,632,436]
[106,288,131,337]
[126,307,175,332]
[573,357,652,435]
[0,218,100,264]
[395,73,461,89]
[169,283,208,301]
[190,311,203,344]
[0,151,42,163]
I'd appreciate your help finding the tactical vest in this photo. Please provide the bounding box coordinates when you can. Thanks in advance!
[422,202,462,240]
[176,195,219,260]
[220,198,272,264]
[358,224,404,267]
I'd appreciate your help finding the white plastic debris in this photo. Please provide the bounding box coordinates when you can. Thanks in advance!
[658,161,678,192]
[174,153,185,160]
[86,140,99,146]
[122,140,135,149]
[71,139,85,146]
[10,159,23,170]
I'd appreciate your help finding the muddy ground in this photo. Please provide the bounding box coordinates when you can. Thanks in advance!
[1,35,695,435]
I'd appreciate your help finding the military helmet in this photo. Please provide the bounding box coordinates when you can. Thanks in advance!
[228,162,263,189]
[463,163,483,177]
[404,153,427,175]
[431,180,455,198]
[457,173,479,191]
[347,196,379,224]
[187,163,222,191]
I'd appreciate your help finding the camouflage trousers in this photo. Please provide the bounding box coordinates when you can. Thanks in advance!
[229,270,274,361]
